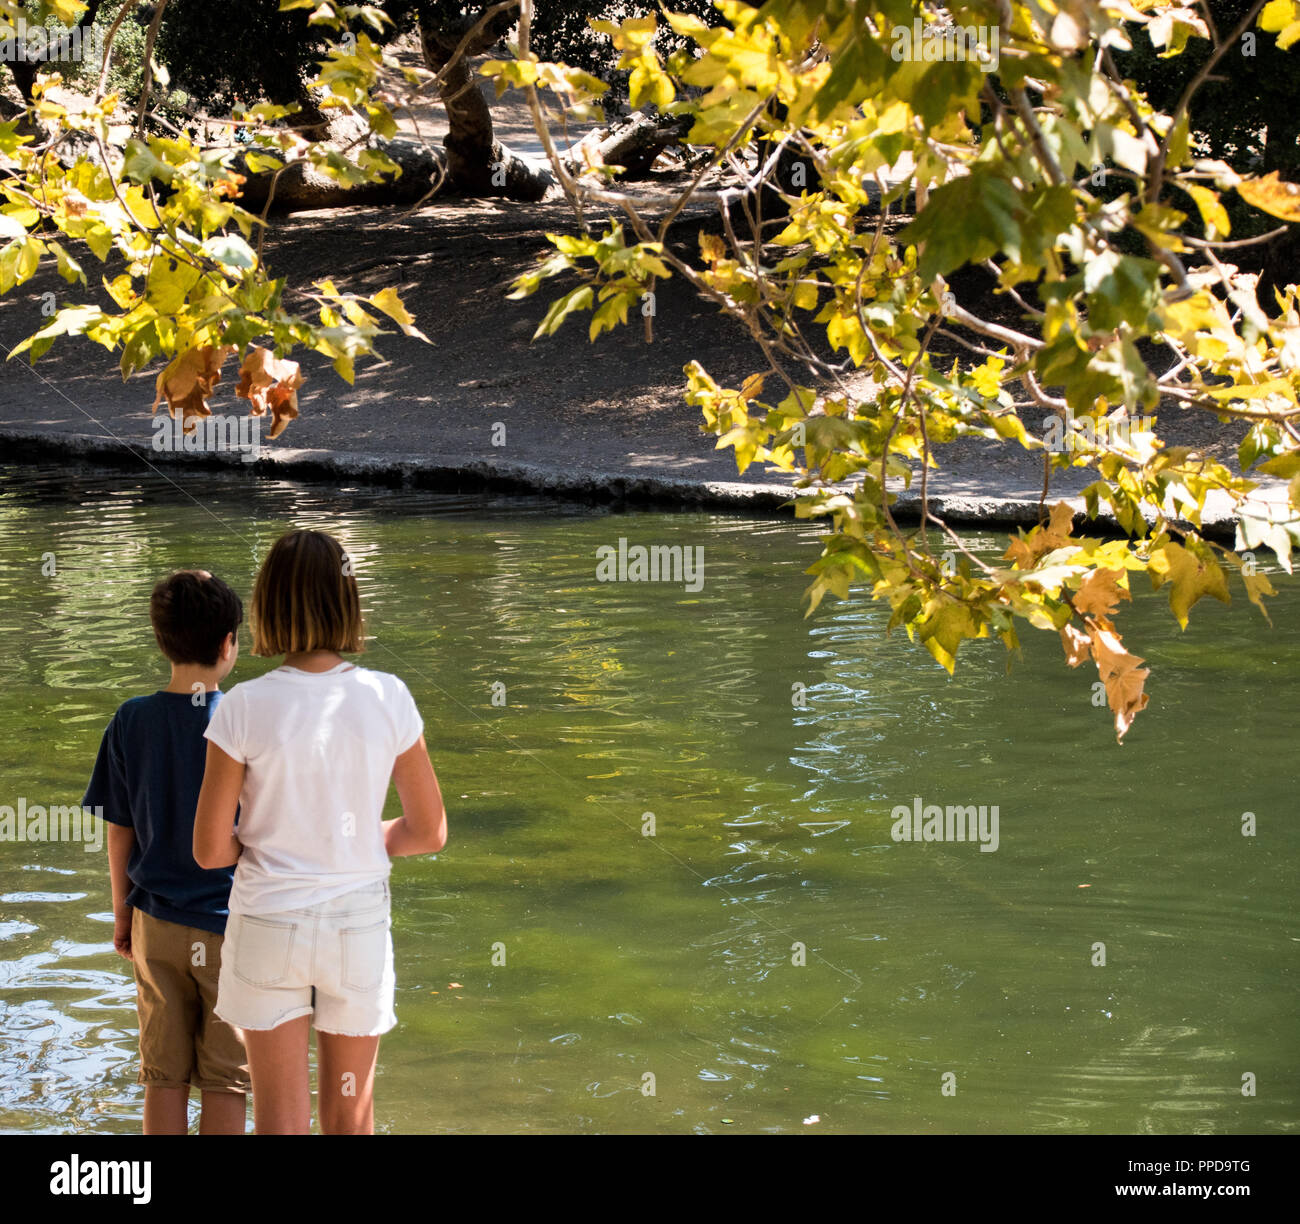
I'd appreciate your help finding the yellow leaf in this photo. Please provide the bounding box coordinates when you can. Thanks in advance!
[1259,1,1300,34]
[629,64,673,111]
[1237,172,1300,223]
[369,287,429,341]
[1161,290,1228,335]
[791,278,819,311]
[1183,183,1230,238]
[918,599,978,675]
[699,232,726,263]
[972,356,1005,398]
[1243,568,1277,625]
[825,311,868,366]
[1205,378,1296,403]
[1148,541,1230,629]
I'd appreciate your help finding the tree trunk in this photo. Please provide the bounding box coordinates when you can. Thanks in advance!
[233,135,442,213]
[4,0,103,103]
[1259,111,1300,301]
[565,112,691,180]
[417,8,553,203]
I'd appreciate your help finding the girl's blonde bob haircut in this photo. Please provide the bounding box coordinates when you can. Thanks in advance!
[250,529,365,656]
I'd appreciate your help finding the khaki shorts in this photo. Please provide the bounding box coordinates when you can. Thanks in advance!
[132,909,250,1094]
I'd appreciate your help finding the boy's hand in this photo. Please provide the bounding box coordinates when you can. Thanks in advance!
[106,823,136,959]
[113,909,133,960]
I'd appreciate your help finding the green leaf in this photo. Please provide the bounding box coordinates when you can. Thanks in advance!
[6,305,106,363]
[917,599,978,675]
[203,234,257,271]
[122,139,176,186]
[899,171,1022,281]
[1082,252,1164,331]
[243,153,285,175]
[51,242,85,286]
[534,286,594,339]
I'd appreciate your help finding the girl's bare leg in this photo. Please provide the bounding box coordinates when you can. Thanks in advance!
[316,1033,380,1134]
[241,1016,312,1134]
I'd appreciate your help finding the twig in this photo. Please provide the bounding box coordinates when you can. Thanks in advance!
[134,0,169,140]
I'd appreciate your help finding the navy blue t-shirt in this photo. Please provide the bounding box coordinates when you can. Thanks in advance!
[84,691,235,935]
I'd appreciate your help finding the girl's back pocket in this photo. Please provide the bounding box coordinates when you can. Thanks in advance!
[232,915,297,987]
[339,919,389,993]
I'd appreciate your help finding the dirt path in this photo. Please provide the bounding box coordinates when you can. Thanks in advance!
[0,78,1277,530]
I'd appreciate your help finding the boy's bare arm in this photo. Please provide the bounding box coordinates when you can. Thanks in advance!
[194,741,245,869]
[107,823,135,960]
[384,736,447,857]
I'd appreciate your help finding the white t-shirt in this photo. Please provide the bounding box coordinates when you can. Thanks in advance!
[204,662,424,915]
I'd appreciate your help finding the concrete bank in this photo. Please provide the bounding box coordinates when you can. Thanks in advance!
[2,425,1273,546]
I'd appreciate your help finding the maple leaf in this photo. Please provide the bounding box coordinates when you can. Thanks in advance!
[369,287,430,342]
[1060,622,1092,667]
[1040,501,1076,549]
[152,345,233,429]
[917,597,977,674]
[1003,535,1036,570]
[700,232,726,263]
[1073,567,1129,619]
[214,173,247,199]
[1148,541,1230,629]
[1242,568,1277,626]
[235,346,304,438]
[1003,501,1077,568]
[1237,171,1300,223]
[1087,621,1149,743]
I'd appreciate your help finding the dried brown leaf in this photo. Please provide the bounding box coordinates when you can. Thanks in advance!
[152,345,233,430]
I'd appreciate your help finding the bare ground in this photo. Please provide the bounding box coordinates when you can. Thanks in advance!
[0,79,1263,510]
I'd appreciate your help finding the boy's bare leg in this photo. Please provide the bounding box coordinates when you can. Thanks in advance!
[241,1016,312,1134]
[199,1090,246,1134]
[143,1085,189,1134]
[316,1033,380,1134]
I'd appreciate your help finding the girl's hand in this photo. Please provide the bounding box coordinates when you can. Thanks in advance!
[384,736,447,857]
[195,742,247,868]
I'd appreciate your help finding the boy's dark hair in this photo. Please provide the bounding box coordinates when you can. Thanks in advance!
[150,570,243,666]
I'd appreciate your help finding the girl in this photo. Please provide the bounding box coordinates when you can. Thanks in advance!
[194,529,446,1134]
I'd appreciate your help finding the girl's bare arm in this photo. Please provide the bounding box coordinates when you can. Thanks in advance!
[384,735,447,857]
[194,741,245,869]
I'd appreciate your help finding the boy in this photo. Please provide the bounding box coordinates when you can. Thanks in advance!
[84,569,249,1134]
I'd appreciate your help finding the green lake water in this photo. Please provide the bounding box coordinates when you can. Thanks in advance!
[0,463,1295,1134]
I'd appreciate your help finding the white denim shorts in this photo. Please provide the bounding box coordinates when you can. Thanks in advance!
[215,880,396,1036]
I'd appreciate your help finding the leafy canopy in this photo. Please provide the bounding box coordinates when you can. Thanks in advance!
[497,0,1300,742]
[2,0,1298,742]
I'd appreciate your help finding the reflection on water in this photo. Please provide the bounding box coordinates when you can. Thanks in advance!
[0,465,1296,1134]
